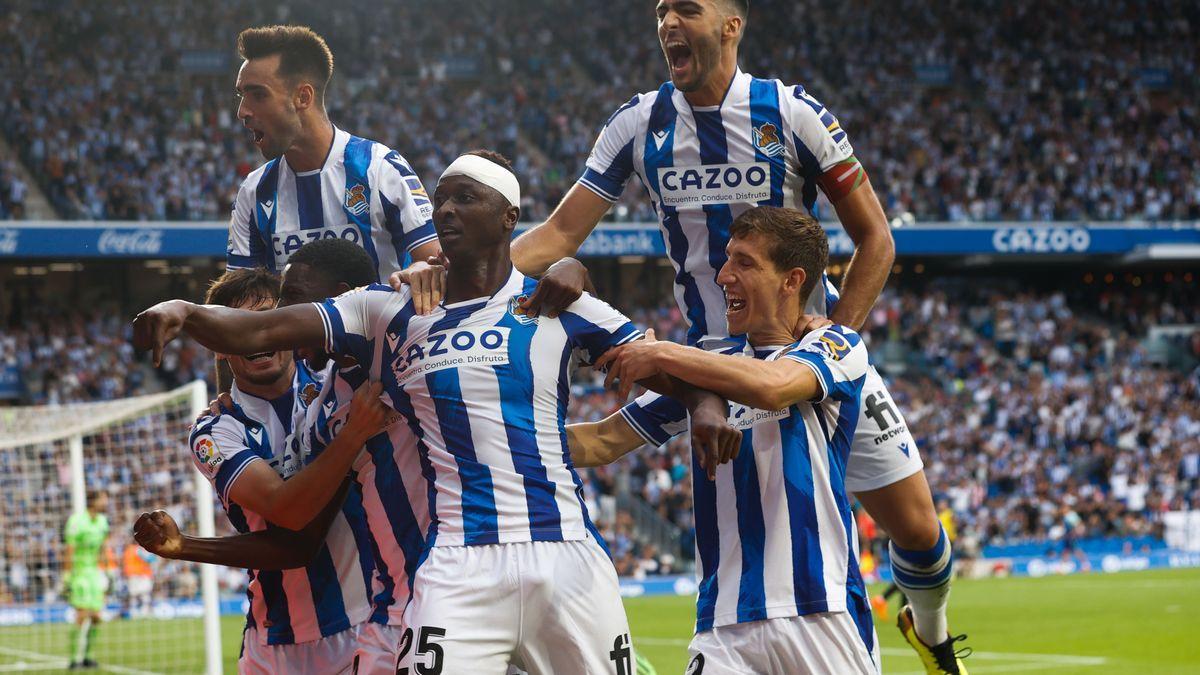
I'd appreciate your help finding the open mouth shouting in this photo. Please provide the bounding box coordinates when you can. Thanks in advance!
[664,39,694,80]
[245,350,276,362]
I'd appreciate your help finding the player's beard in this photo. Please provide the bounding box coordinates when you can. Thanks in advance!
[666,30,720,92]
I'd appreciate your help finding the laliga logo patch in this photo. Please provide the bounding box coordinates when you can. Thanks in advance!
[345,184,369,216]
[508,295,539,325]
[753,122,785,158]
[192,435,223,477]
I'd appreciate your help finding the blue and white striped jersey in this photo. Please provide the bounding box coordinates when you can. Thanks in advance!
[189,362,375,645]
[294,362,429,627]
[580,70,853,345]
[619,326,874,644]
[227,127,437,281]
[313,268,641,547]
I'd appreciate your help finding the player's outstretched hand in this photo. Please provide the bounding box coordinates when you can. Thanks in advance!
[132,300,194,367]
[133,510,184,558]
[521,257,590,318]
[594,329,668,400]
[793,313,833,339]
[388,254,448,316]
[690,396,741,481]
[343,382,395,442]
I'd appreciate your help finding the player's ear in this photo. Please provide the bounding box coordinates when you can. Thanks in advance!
[294,82,315,111]
[334,281,352,296]
[784,267,806,296]
[503,205,520,232]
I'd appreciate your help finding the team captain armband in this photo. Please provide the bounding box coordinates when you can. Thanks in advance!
[817,156,867,203]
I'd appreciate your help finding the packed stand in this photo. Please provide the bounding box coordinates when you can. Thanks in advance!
[0,303,211,406]
[2,1,1198,223]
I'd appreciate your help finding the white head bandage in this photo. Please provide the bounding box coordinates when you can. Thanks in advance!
[438,154,520,208]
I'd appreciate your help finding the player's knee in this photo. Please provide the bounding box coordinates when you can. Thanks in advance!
[889,513,942,551]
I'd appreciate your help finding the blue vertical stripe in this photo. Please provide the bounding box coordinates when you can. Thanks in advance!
[252,159,280,271]
[692,451,721,632]
[295,173,325,231]
[749,78,787,207]
[643,85,707,345]
[342,136,379,272]
[426,368,499,545]
[338,484,379,614]
[778,409,828,613]
[495,309,563,540]
[255,571,294,643]
[304,543,351,637]
[731,435,767,624]
[693,109,734,283]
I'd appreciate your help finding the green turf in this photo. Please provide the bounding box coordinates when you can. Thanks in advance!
[629,567,1200,674]
[2,568,1197,673]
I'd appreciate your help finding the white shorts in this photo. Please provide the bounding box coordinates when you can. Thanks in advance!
[686,613,879,675]
[399,537,632,675]
[845,365,925,493]
[352,622,403,675]
[239,624,360,675]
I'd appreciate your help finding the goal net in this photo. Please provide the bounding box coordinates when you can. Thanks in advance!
[0,381,223,674]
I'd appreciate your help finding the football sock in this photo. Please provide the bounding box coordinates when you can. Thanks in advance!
[890,526,953,646]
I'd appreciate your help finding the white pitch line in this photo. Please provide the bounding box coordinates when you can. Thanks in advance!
[635,640,1108,669]
[0,645,164,675]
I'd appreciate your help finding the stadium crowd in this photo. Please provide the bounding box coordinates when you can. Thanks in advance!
[2,275,1198,582]
[1,0,1198,223]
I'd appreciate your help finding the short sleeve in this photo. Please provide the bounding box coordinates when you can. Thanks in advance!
[373,151,438,258]
[785,86,868,203]
[226,178,265,269]
[620,390,689,447]
[557,292,642,365]
[579,95,641,202]
[190,415,260,505]
[780,325,868,403]
[314,284,396,366]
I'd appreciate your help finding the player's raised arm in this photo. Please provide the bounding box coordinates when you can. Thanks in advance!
[512,94,641,275]
[133,481,351,571]
[789,86,894,331]
[132,300,324,367]
[825,167,893,331]
[511,185,613,276]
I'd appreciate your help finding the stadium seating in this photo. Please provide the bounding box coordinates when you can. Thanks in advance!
[1,0,1196,222]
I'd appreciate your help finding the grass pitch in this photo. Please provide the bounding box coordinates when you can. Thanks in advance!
[1,567,1196,673]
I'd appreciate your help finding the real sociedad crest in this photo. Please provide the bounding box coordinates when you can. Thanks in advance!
[508,295,538,325]
[753,122,785,158]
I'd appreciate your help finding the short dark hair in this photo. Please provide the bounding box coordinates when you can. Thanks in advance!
[288,238,377,289]
[237,25,334,100]
[723,0,749,20]
[87,490,106,507]
[465,149,515,174]
[205,268,280,308]
[729,206,827,299]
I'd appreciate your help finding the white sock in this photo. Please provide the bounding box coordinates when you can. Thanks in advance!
[890,527,953,646]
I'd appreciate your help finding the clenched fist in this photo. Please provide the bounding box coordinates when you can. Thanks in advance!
[133,510,184,558]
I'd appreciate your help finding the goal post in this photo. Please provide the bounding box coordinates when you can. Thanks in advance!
[0,381,224,674]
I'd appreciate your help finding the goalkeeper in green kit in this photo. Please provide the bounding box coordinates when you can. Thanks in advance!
[63,490,110,670]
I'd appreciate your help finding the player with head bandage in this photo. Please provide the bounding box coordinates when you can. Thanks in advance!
[133,151,737,674]
[509,2,968,672]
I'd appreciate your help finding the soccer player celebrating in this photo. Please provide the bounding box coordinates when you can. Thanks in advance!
[226,24,443,300]
[140,268,391,674]
[64,490,109,670]
[133,151,733,674]
[510,2,966,671]
[591,207,877,673]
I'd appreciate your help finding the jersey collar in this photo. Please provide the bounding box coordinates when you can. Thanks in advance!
[675,68,752,113]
